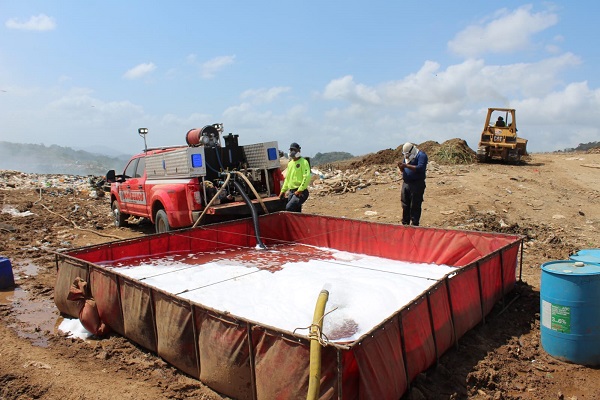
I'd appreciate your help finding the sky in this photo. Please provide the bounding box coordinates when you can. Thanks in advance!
[1,1,599,159]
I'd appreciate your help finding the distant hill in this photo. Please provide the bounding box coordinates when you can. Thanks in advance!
[310,151,355,166]
[561,141,600,152]
[0,143,359,175]
[0,141,130,176]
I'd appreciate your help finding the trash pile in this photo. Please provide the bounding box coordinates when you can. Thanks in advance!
[311,161,450,196]
[0,170,106,198]
[0,170,121,260]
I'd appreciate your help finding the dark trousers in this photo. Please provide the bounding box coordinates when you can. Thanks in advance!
[285,189,309,212]
[401,180,426,226]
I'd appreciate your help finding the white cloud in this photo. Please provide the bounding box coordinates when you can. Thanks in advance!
[221,101,316,147]
[47,89,144,126]
[201,55,235,79]
[514,82,600,124]
[313,51,593,153]
[322,75,381,105]
[160,112,213,128]
[448,5,558,57]
[323,54,580,113]
[0,85,155,153]
[5,14,56,31]
[508,82,600,150]
[186,54,198,64]
[123,63,156,80]
[240,87,291,104]
[222,103,275,129]
[1,5,598,158]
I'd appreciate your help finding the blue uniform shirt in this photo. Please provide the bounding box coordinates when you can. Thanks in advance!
[402,151,428,183]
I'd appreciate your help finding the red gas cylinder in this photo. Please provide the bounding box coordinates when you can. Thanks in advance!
[185,125,221,147]
[185,128,203,146]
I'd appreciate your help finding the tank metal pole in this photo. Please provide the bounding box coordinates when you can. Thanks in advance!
[444,276,459,349]
[426,290,440,364]
[398,312,411,391]
[476,261,486,325]
[246,321,258,400]
[519,239,524,282]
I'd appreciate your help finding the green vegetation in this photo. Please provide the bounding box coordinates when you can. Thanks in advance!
[562,141,600,152]
[433,144,476,165]
[310,151,355,166]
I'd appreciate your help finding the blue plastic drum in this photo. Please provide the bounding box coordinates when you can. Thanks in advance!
[0,257,15,289]
[540,260,600,365]
[570,248,600,264]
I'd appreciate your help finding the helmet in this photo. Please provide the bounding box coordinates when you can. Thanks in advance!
[402,142,418,162]
[288,142,301,159]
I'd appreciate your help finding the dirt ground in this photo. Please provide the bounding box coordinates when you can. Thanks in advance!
[1,147,600,400]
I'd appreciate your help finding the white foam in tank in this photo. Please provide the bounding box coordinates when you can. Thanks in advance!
[109,245,456,342]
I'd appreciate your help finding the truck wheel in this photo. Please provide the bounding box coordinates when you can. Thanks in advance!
[111,200,128,227]
[155,210,170,233]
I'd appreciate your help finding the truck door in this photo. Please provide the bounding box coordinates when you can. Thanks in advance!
[118,157,148,216]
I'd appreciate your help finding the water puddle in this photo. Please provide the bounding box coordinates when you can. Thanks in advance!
[0,262,61,347]
[14,260,41,277]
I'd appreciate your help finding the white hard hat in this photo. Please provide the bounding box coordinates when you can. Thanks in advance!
[402,142,418,162]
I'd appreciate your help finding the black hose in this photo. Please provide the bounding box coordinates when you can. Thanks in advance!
[214,146,224,169]
[233,180,266,249]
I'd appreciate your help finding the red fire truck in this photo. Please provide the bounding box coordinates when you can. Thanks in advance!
[106,124,285,233]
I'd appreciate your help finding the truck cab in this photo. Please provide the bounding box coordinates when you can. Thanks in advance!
[116,154,147,216]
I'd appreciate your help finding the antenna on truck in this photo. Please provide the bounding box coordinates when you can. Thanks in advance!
[138,128,149,152]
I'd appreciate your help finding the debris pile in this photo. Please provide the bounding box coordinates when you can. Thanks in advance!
[344,138,476,169]
[0,170,106,198]
[311,165,400,195]
[311,161,448,196]
[420,138,476,165]
[0,170,118,258]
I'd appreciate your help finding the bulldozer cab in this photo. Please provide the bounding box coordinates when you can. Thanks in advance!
[489,109,513,128]
[477,108,528,163]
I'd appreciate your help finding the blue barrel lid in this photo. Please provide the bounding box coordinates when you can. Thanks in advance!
[573,249,600,256]
[570,249,600,264]
[542,260,600,276]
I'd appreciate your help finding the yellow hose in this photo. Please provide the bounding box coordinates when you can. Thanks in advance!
[307,289,329,400]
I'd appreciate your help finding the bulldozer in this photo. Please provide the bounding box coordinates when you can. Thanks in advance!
[476,108,528,163]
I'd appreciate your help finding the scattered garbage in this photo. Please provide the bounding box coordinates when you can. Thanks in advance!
[0,170,106,198]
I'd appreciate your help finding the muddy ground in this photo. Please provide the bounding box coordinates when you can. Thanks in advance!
[1,147,600,400]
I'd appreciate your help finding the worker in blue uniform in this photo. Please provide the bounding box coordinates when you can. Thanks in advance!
[398,142,428,226]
